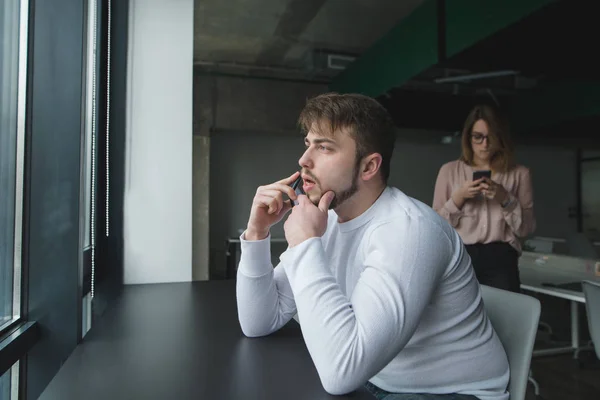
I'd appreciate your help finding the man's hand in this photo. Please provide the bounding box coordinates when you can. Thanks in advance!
[246,171,300,241]
[284,191,335,247]
[480,178,509,205]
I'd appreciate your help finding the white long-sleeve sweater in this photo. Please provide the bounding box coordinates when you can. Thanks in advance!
[236,187,509,398]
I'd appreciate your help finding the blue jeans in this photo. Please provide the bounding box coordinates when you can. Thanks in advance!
[364,382,479,400]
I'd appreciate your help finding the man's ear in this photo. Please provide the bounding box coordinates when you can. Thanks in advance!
[360,153,382,181]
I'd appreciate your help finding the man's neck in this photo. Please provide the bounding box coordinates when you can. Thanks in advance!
[334,182,386,223]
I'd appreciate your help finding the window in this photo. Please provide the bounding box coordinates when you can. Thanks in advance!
[1,0,27,332]
[0,362,19,400]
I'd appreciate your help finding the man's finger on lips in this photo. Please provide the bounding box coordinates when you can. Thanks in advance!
[276,171,300,185]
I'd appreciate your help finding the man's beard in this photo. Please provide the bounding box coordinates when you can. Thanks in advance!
[304,158,362,209]
[328,163,359,209]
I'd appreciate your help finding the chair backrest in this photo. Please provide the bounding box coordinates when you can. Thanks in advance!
[582,280,600,359]
[480,285,541,400]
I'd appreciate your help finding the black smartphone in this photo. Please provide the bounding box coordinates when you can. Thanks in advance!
[291,176,305,205]
[472,170,491,181]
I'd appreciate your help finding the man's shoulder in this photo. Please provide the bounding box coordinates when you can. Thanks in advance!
[370,188,455,239]
[382,187,445,220]
[359,192,460,273]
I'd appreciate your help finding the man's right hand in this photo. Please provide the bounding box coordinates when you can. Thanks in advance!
[451,178,485,209]
[245,171,300,241]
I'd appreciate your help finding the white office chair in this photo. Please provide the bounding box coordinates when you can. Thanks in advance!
[582,280,600,360]
[480,285,541,400]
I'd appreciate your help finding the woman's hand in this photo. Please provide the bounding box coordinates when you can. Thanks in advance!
[451,178,485,209]
[480,178,509,205]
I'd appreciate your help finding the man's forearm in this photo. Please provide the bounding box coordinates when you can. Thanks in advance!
[236,269,286,337]
[244,227,269,241]
[280,238,401,395]
[236,235,297,337]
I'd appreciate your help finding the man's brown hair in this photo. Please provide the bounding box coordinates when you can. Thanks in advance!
[460,104,515,173]
[297,92,397,183]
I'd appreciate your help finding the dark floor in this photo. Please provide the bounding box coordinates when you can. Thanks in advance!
[526,292,599,399]
[530,352,600,400]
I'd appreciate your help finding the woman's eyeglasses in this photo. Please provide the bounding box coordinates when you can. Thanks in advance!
[471,133,490,144]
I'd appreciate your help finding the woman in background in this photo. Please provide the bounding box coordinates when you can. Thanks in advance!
[433,104,536,292]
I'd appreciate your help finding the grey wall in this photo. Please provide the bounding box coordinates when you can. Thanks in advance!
[195,75,580,277]
[515,146,578,237]
[194,74,327,277]
[195,75,327,134]
[583,150,600,158]
[210,135,578,241]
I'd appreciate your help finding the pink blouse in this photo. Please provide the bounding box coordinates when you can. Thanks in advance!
[433,160,536,254]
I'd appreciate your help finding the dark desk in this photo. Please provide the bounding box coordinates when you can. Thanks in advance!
[40,281,374,400]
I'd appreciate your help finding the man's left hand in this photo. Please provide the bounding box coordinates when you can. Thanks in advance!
[284,192,335,247]
[481,178,509,205]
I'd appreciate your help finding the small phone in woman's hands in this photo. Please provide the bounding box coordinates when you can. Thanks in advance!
[472,170,491,181]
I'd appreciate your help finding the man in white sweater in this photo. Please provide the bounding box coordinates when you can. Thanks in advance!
[236,93,510,400]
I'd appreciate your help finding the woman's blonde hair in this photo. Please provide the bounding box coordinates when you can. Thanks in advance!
[459,104,515,173]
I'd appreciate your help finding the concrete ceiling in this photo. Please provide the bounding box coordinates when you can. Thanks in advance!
[194,0,600,145]
[194,0,424,76]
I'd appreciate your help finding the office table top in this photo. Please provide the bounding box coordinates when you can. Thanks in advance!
[519,251,600,301]
[39,280,374,400]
